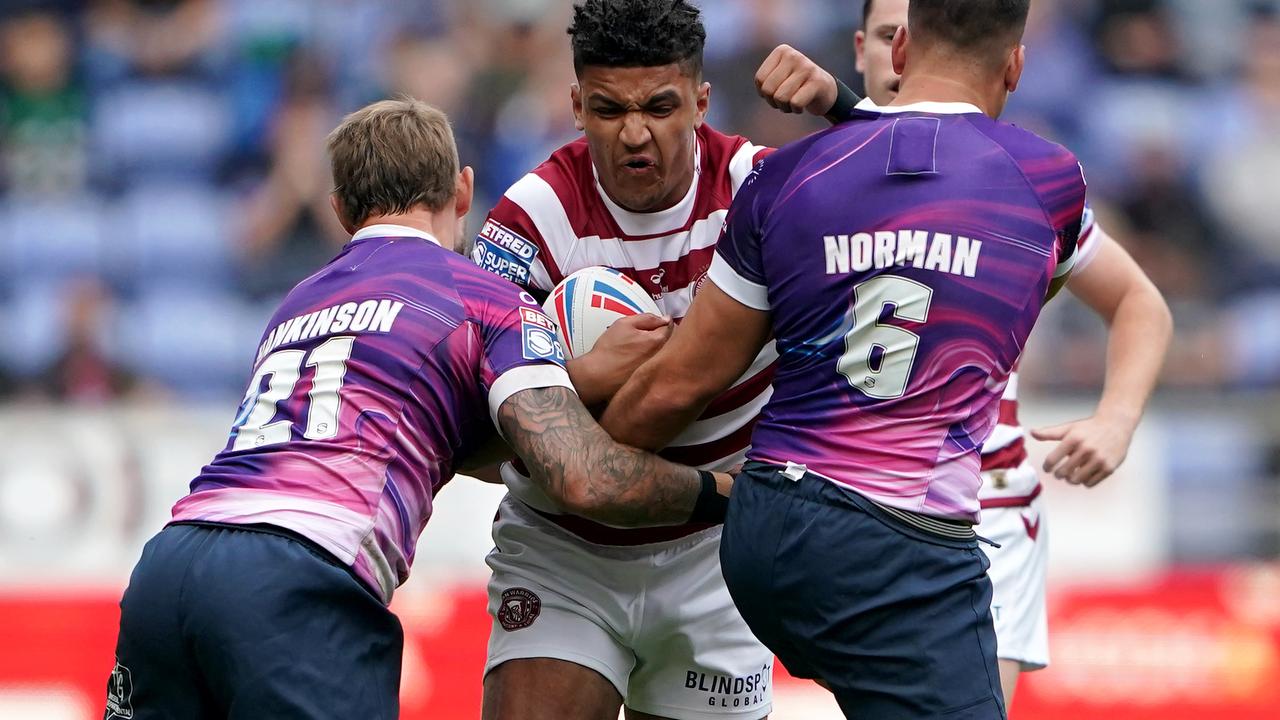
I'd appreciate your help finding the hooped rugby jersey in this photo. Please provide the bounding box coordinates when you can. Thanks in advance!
[172,225,572,603]
[475,124,771,544]
[712,100,1089,523]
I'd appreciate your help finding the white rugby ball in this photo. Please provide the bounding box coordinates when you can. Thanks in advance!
[543,266,661,358]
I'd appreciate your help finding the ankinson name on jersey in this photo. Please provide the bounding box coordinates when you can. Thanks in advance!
[254,299,405,364]
[823,230,982,278]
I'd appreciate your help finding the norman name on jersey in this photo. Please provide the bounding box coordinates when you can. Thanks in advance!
[824,230,982,278]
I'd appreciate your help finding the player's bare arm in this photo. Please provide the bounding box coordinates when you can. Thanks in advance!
[1032,229,1172,487]
[462,314,673,481]
[498,385,725,527]
[601,281,771,451]
[564,313,672,407]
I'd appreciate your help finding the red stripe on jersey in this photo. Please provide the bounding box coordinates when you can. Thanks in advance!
[705,135,738,214]
[622,245,718,301]
[981,436,1028,471]
[980,482,1042,509]
[660,419,758,467]
[998,399,1019,426]
[702,363,776,418]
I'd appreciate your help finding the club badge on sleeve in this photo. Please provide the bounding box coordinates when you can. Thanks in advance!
[519,308,566,364]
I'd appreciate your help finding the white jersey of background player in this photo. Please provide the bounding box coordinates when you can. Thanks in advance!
[469,2,853,720]
[844,0,1172,709]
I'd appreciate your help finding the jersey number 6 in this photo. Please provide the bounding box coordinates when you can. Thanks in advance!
[838,276,933,400]
[231,336,356,451]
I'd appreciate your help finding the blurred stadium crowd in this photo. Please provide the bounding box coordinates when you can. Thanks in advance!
[1,0,1278,398]
[0,0,1278,553]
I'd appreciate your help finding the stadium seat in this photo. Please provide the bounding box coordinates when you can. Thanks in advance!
[119,287,261,399]
[91,81,233,185]
[110,183,235,292]
[0,281,73,376]
[0,197,107,283]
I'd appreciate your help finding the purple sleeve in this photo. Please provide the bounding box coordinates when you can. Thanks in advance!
[709,160,772,310]
[1023,149,1088,280]
[465,275,573,428]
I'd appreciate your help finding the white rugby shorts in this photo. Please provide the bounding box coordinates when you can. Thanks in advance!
[484,495,773,719]
[978,460,1050,670]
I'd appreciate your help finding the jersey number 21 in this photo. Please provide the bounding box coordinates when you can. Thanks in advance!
[231,336,356,450]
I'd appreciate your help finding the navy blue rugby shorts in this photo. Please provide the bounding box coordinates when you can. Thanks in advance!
[107,522,403,720]
[720,462,1006,719]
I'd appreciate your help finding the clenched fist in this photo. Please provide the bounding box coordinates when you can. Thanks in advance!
[755,44,839,116]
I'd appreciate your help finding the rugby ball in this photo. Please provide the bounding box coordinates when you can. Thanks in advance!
[543,266,661,358]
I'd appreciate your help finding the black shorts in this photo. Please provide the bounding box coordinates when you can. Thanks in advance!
[720,463,1005,719]
[107,522,403,720]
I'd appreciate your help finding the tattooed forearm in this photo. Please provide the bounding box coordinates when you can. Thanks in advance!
[497,386,701,528]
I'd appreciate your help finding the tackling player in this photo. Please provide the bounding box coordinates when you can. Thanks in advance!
[105,99,730,720]
[471,2,854,719]
[602,0,1093,716]
[851,0,1171,707]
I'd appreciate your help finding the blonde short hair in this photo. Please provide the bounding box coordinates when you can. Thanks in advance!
[326,97,460,227]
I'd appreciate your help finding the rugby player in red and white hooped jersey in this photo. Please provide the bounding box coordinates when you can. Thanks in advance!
[469,2,857,719]
[850,0,1172,709]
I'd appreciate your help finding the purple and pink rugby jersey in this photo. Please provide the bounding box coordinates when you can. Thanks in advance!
[711,99,1087,523]
[172,225,572,603]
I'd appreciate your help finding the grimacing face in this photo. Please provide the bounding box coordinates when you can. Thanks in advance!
[572,63,710,213]
[855,0,909,105]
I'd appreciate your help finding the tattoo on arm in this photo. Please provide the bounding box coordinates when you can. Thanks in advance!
[497,386,700,528]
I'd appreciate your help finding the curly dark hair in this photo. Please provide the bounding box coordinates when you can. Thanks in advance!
[568,0,706,76]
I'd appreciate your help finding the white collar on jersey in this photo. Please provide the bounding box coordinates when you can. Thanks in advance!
[351,223,442,247]
[855,98,983,115]
[591,136,703,238]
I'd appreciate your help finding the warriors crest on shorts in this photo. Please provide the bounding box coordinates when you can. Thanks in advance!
[498,587,542,631]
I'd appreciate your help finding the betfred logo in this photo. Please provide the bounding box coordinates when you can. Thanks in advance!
[498,587,541,631]
[474,219,539,284]
[478,219,538,260]
[519,307,556,332]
